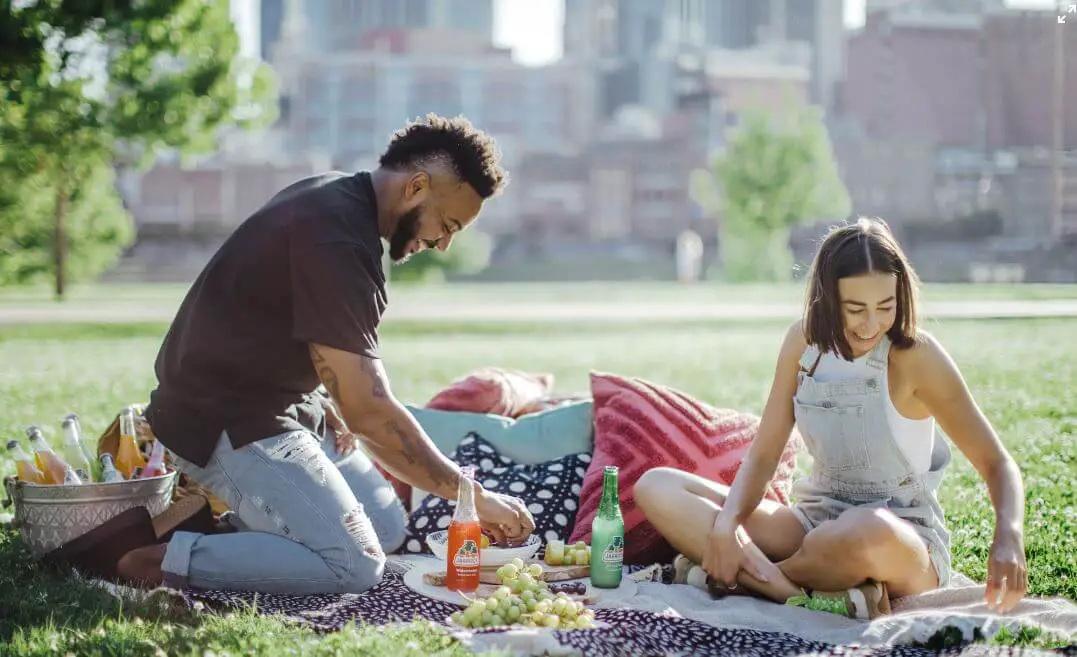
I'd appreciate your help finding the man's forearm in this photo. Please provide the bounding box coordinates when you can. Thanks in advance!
[346,398,461,500]
[308,343,462,500]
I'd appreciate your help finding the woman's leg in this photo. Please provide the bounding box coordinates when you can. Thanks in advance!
[634,467,808,602]
[778,507,939,599]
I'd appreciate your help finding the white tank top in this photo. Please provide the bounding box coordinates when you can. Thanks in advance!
[809,350,935,474]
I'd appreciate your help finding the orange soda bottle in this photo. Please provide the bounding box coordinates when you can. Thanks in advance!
[114,407,146,479]
[26,426,70,484]
[6,439,46,484]
[446,465,482,593]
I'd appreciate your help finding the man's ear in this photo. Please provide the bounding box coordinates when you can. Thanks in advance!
[406,171,430,201]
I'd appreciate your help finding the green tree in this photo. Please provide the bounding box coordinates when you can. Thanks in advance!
[691,104,851,282]
[0,161,133,286]
[0,0,277,298]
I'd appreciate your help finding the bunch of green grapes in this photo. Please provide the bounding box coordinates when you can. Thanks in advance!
[450,558,597,631]
[544,540,591,566]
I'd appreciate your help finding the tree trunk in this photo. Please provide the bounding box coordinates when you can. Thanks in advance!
[53,177,69,301]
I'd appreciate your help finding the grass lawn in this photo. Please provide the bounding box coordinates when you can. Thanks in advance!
[1,316,1074,655]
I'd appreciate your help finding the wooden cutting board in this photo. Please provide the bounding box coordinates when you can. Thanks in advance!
[422,559,590,587]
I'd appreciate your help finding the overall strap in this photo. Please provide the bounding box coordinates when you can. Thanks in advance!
[865,335,892,371]
[798,346,824,376]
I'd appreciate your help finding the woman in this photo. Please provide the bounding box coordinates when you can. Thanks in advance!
[635,218,1028,618]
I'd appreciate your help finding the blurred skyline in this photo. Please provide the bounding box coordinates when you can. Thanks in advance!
[229,0,1065,66]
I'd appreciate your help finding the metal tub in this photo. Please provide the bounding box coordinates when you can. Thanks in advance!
[3,471,177,557]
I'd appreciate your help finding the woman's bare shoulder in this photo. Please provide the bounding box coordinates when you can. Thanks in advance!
[779,319,810,362]
[891,328,953,374]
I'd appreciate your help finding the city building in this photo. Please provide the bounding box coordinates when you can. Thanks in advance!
[259,0,494,60]
[842,7,1077,151]
[563,0,845,116]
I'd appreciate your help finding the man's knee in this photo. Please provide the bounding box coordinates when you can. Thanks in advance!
[375,502,408,555]
[337,548,387,593]
[334,503,391,593]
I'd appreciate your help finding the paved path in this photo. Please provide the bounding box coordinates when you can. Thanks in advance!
[2,299,1077,325]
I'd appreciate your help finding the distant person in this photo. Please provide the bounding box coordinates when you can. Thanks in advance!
[635,218,1028,618]
[116,114,535,594]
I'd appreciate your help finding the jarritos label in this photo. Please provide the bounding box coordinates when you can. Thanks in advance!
[601,536,624,566]
[452,539,481,570]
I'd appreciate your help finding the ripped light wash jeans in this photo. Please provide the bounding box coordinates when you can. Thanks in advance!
[162,429,408,594]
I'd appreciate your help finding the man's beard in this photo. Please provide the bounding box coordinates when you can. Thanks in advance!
[388,205,422,262]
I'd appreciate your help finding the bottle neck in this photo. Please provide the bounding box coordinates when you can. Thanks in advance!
[455,472,478,522]
[598,472,620,516]
[12,446,33,461]
[120,413,136,438]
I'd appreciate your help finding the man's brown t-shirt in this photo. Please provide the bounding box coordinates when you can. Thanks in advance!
[146,172,386,468]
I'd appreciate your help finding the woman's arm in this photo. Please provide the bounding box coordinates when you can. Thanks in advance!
[715,321,805,532]
[909,332,1027,612]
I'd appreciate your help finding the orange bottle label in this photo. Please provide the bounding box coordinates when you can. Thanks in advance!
[445,521,481,592]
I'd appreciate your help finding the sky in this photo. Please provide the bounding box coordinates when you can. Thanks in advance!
[231,0,1065,67]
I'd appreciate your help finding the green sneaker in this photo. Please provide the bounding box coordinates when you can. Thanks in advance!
[786,581,891,620]
[786,593,851,616]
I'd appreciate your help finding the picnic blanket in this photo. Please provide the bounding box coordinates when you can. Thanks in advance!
[172,558,1074,657]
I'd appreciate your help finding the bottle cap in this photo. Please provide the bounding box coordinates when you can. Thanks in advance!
[63,413,79,425]
[5,439,17,451]
[24,425,42,439]
[460,465,476,480]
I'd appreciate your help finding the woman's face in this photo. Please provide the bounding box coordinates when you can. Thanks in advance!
[837,273,898,357]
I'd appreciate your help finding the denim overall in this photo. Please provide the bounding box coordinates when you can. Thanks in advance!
[791,336,953,587]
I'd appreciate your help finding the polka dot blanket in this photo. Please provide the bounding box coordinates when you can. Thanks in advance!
[180,563,1061,657]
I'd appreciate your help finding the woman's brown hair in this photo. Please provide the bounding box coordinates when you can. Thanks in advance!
[803,217,921,360]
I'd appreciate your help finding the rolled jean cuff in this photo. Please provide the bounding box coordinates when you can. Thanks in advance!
[161,530,201,590]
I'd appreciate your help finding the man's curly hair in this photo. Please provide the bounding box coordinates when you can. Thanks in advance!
[379,113,507,198]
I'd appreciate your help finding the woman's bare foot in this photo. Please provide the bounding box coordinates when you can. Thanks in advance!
[115,543,167,588]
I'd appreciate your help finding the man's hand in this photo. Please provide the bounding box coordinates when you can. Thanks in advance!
[475,485,536,546]
[320,394,359,456]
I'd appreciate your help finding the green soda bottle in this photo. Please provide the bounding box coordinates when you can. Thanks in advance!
[589,465,625,589]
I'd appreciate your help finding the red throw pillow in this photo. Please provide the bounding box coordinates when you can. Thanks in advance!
[426,367,555,418]
[568,372,802,565]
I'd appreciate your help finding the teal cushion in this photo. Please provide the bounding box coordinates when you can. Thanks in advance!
[404,399,594,465]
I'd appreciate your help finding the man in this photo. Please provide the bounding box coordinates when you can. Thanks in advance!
[117,114,535,593]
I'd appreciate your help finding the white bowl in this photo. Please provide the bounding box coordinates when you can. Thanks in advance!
[425,530,541,567]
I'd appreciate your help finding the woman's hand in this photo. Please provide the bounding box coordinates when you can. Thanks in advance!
[985,528,1028,613]
[703,519,769,588]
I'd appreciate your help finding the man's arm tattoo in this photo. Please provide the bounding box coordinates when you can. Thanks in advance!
[384,419,456,490]
[309,344,341,400]
[360,357,389,398]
